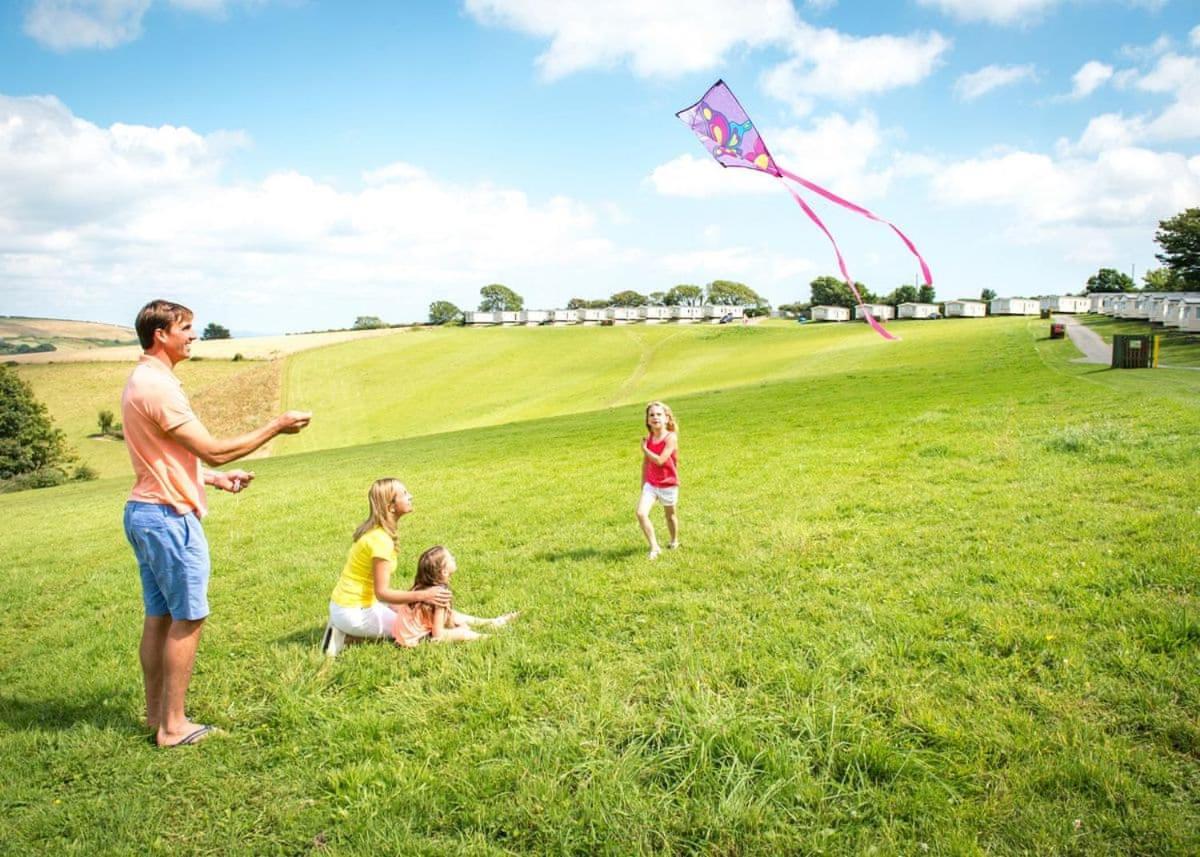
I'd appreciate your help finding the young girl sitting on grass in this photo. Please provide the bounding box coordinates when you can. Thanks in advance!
[637,400,679,560]
[391,545,517,646]
[322,478,451,656]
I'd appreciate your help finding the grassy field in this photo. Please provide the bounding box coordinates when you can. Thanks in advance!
[1073,313,1200,368]
[1,319,1197,854]
[0,315,136,353]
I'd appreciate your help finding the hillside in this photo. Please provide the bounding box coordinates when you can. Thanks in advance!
[0,315,136,355]
[1,318,1197,853]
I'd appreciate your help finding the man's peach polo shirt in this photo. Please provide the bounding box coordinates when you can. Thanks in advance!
[121,354,207,517]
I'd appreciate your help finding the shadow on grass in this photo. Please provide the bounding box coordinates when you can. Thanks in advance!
[273,625,325,648]
[0,691,143,736]
[537,546,642,563]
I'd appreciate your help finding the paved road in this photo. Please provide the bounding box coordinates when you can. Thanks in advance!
[1053,314,1111,364]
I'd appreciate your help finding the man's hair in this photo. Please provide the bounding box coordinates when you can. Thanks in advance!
[135,300,193,350]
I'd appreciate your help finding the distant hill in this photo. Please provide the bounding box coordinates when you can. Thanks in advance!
[0,315,137,355]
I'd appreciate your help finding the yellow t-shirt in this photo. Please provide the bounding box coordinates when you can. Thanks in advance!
[330,527,397,608]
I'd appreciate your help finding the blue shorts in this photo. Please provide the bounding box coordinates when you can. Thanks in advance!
[124,501,211,621]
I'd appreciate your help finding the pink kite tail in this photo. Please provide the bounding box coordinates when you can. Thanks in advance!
[779,179,897,342]
[777,167,932,287]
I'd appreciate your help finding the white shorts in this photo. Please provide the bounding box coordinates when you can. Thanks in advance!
[641,482,679,507]
[328,601,397,639]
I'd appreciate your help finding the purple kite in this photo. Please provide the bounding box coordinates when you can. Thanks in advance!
[677,80,932,341]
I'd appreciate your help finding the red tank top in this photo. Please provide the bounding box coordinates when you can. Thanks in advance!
[643,433,678,487]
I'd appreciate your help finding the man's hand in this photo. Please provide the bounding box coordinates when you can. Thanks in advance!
[275,411,313,434]
[419,586,452,608]
[210,469,255,493]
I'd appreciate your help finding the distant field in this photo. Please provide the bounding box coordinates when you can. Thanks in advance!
[2,317,1197,853]
[14,360,284,479]
[0,315,136,341]
[5,325,411,363]
[1074,313,1200,368]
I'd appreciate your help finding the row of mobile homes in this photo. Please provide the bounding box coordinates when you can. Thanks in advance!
[855,304,896,321]
[463,305,743,326]
[898,302,940,319]
[1040,295,1091,313]
[1183,302,1200,333]
[991,297,1040,315]
[1090,293,1120,313]
[944,299,986,318]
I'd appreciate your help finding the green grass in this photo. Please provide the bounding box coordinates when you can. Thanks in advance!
[1072,313,1200,368]
[1,319,1197,854]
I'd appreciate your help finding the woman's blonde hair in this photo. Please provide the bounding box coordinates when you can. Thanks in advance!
[645,400,677,434]
[352,477,405,544]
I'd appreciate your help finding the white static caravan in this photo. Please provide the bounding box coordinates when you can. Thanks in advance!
[897,302,940,319]
[704,305,745,323]
[1089,293,1119,313]
[643,306,672,324]
[944,299,986,318]
[577,308,605,326]
[493,311,520,326]
[1161,298,1184,328]
[811,305,851,322]
[548,309,577,325]
[606,307,637,325]
[990,298,1039,316]
[671,306,705,323]
[462,311,497,326]
[1182,303,1200,333]
[1040,295,1090,313]
[855,304,895,321]
[1113,296,1137,318]
[519,310,549,326]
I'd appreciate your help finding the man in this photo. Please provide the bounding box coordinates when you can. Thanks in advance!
[122,300,311,747]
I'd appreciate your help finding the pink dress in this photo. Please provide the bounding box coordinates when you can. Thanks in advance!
[391,601,435,647]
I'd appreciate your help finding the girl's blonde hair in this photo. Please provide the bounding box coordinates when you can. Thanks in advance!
[352,477,405,544]
[645,400,677,434]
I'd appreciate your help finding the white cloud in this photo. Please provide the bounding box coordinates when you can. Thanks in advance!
[463,0,801,80]
[954,64,1037,101]
[933,146,1200,230]
[1062,49,1200,153]
[650,111,895,201]
[916,0,1059,26]
[763,25,950,114]
[1192,25,1200,49]
[24,0,259,51]
[465,1,947,116]
[0,94,616,324]
[1070,61,1113,98]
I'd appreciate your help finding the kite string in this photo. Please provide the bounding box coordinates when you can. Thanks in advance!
[778,178,898,342]
[776,167,933,287]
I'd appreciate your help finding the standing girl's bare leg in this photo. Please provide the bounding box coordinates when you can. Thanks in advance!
[635,490,660,558]
[664,504,678,548]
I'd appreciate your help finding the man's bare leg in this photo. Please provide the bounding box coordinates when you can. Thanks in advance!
[140,615,171,731]
[156,617,208,746]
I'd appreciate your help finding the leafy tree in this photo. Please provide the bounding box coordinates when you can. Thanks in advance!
[201,322,231,340]
[885,285,919,306]
[609,290,648,307]
[353,315,388,330]
[428,301,462,325]
[1154,208,1200,287]
[587,299,609,309]
[648,291,667,306]
[981,288,997,302]
[706,280,768,308]
[0,365,80,489]
[1142,267,1184,291]
[566,297,589,310]
[98,409,114,435]
[478,284,524,312]
[917,284,937,304]
[664,284,703,306]
[809,275,874,309]
[1085,268,1134,293]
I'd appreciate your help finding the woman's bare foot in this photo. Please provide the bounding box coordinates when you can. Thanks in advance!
[491,612,519,627]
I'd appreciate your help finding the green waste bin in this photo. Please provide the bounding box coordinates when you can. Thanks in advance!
[1111,334,1158,369]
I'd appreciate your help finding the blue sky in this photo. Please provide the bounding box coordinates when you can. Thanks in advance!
[1,1,1197,333]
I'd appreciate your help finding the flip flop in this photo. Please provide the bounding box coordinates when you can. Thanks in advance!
[161,724,219,748]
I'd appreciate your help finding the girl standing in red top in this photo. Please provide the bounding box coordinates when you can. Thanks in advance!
[636,400,679,560]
